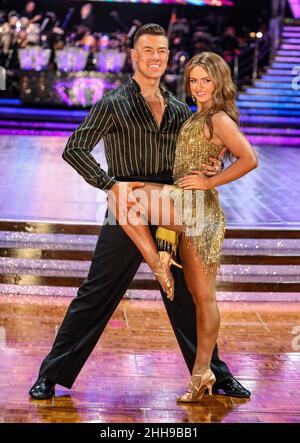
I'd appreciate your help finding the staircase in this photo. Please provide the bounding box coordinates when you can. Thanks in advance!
[0,99,83,136]
[238,19,300,146]
[0,220,299,302]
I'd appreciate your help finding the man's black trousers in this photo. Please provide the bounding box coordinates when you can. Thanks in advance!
[39,185,232,388]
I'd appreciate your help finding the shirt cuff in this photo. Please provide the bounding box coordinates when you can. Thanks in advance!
[100,176,118,192]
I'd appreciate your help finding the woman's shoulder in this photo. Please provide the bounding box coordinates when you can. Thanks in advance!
[211,111,231,124]
[211,111,237,132]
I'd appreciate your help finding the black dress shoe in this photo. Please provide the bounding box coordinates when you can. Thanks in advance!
[213,377,251,398]
[29,376,55,400]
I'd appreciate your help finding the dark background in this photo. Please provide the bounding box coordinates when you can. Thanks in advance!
[0,0,282,35]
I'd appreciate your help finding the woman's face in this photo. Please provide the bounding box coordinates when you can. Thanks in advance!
[189,65,215,109]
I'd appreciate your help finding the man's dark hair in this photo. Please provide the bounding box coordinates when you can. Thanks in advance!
[133,23,167,47]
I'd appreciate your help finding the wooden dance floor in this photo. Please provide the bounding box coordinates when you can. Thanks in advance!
[0,296,299,423]
[0,135,299,423]
[0,135,300,225]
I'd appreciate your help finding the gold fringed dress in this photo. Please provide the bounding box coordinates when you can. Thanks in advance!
[169,112,226,274]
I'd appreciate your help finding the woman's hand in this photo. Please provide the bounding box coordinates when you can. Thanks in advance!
[177,171,213,190]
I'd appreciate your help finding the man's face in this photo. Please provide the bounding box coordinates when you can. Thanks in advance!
[81,4,92,18]
[26,2,35,13]
[131,34,169,80]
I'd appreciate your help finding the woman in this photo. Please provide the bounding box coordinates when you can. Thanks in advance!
[108,52,258,402]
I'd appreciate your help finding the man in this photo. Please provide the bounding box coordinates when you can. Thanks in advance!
[0,11,18,56]
[74,3,95,38]
[29,24,250,400]
[20,1,42,24]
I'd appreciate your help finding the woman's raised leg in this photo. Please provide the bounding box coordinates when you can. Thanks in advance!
[108,182,182,299]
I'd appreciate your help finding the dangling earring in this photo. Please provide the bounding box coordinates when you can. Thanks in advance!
[192,96,196,103]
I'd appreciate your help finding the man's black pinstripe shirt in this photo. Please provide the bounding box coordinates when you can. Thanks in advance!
[62,76,192,191]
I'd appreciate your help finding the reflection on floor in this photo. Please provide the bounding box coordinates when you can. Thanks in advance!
[0,295,299,423]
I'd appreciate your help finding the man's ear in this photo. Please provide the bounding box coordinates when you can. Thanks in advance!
[131,48,137,62]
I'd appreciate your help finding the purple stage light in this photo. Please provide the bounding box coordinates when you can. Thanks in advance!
[288,0,300,18]
[93,50,126,73]
[240,115,300,124]
[0,120,77,129]
[242,127,300,135]
[55,84,73,107]
[55,77,118,106]
[55,48,89,72]
[18,47,51,70]
[246,135,300,146]
[90,1,233,4]
[0,106,88,118]
[99,35,110,50]
[0,129,72,137]
[73,78,105,106]
[0,99,21,105]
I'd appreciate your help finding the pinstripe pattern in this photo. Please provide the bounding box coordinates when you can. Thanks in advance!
[62,76,192,191]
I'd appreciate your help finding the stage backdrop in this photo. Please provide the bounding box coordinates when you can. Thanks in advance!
[80,1,234,5]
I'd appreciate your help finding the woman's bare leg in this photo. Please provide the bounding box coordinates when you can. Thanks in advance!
[108,182,182,270]
[108,182,182,299]
[179,237,220,373]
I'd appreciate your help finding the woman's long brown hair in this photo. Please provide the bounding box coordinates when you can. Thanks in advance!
[184,52,239,161]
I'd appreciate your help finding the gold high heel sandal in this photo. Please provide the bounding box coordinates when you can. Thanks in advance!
[153,251,182,301]
[176,368,216,403]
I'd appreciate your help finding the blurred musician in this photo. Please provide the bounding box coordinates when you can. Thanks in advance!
[72,3,96,51]
[20,1,42,24]
[0,10,19,56]
[74,3,95,38]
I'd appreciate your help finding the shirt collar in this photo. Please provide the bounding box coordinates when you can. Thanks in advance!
[128,75,170,98]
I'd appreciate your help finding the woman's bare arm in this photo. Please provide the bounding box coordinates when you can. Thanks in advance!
[177,111,258,190]
[208,112,258,188]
